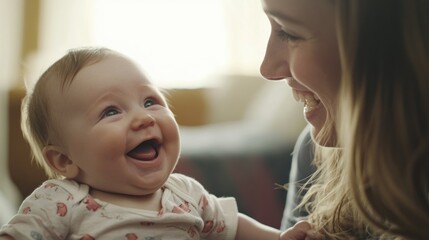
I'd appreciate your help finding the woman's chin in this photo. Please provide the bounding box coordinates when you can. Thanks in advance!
[306,107,337,148]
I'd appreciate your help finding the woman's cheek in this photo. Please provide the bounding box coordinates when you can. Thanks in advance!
[290,54,320,90]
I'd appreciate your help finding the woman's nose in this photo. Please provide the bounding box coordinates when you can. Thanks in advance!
[260,35,291,81]
[131,113,155,130]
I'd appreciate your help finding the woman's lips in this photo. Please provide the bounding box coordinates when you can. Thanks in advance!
[292,89,321,114]
[286,77,321,114]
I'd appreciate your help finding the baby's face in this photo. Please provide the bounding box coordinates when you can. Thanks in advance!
[50,54,180,195]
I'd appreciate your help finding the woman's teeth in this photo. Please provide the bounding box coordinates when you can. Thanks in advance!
[292,90,321,114]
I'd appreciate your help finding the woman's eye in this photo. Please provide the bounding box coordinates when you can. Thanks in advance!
[102,108,120,118]
[144,98,157,108]
[276,29,300,42]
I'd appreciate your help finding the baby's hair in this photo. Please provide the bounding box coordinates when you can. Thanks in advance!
[21,47,115,178]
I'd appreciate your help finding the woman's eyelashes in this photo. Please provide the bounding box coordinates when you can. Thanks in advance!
[276,29,300,42]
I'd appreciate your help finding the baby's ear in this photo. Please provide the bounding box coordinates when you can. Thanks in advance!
[43,145,79,179]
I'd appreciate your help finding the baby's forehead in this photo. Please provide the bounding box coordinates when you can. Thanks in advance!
[66,57,156,94]
[47,52,157,105]
[72,55,150,84]
[101,52,139,67]
[81,53,146,76]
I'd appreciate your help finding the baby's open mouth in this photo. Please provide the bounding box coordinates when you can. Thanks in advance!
[127,139,159,161]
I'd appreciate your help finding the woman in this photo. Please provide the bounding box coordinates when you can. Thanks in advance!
[260,0,429,239]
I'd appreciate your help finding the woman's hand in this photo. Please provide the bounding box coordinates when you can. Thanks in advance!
[279,221,324,240]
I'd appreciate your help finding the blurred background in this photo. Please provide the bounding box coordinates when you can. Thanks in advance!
[1,0,306,228]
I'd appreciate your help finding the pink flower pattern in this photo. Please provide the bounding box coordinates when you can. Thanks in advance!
[80,234,95,240]
[172,201,191,213]
[125,233,138,240]
[83,195,102,212]
[22,206,31,214]
[56,202,68,216]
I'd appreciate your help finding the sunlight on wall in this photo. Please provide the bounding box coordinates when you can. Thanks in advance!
[0,0,23,90]
[90,0,227,88]
[24,0,269,89]
[0,0,23,214]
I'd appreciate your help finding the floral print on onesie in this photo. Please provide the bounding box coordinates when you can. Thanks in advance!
[0,173,238,240]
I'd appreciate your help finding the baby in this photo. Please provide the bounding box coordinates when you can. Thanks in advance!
[0,47,316,240]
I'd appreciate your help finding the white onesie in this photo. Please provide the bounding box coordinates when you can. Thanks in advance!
[0,173,238,240]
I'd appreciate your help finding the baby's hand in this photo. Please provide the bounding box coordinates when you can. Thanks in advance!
[279,221,324,240]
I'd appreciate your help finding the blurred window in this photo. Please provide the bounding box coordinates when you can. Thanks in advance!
[25,0,269,88]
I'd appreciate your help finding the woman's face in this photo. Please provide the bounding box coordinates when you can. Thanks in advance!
[260,0,341,146]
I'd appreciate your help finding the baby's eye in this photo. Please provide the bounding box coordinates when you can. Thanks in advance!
[276,29,300,42]
[102,107,120,118]
[144,98,157,108]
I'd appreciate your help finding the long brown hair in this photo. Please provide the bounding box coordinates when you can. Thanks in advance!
[337,0,429,238]
[304,0,429,239]
[338,0,429,239]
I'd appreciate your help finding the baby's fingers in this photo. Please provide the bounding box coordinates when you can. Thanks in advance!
[280,221,324,240]
[305,229,325,240]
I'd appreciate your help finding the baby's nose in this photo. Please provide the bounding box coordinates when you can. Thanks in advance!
[131,113,155,130]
